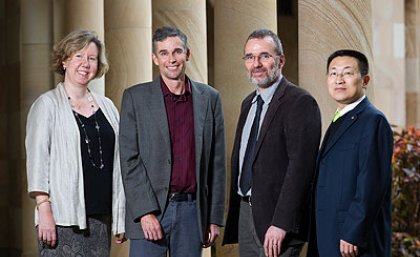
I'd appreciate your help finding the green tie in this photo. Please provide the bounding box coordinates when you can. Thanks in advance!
[333,111,341,122]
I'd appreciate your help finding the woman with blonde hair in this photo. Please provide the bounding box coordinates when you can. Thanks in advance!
[25,30,125,256]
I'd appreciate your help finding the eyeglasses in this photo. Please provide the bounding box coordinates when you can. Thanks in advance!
[242,53,276,63]
[328,70,359,79]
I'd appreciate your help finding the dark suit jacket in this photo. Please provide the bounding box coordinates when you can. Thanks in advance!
[308,98,393,257]
[223,77,321,247]
[119,77,226,243]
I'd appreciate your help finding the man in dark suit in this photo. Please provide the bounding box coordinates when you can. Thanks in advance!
[119,26,226,257]
[223,29,321,257]
[308,49,393,257]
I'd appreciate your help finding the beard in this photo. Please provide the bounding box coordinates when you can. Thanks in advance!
[248,61,280,88]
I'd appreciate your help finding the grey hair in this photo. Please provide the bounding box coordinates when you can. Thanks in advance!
[245,29,283,55]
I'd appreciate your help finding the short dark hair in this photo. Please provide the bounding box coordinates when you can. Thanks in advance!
[245,29,283,55]
[152,26,188,53]
[327,49,369,76]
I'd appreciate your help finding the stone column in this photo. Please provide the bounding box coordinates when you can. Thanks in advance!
[152,0,208,83]
[371,0,406,127]
[104,0,153,252]
[214,0,277,157]
[53,0,105,95]
[406,0,420,127]
[104,1,152,254]
[213,1,277,256]
[299,0,373,130]
[0,1,8,254]
[104,0,152,109]
[278,0,298,84]
[20,1,54,256]
[2,1,24,257]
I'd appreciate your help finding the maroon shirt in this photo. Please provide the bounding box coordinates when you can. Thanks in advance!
[161,78,196,193]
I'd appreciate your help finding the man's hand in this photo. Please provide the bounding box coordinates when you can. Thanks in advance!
[263,226,286,257]
[203,224,220,248]
[140,214,163,241]
[340,239,358,257]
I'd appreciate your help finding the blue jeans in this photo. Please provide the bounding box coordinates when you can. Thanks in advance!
[129,199,202,257]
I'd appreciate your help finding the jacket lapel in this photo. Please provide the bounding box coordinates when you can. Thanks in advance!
[191,80,208,176]
[147,78,171,148]
[237,96,254,144]
[320,98,370,159]
[317,125,330,162]
[254,78,288,157]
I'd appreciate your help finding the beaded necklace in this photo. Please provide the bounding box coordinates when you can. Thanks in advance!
[67,89,104,170]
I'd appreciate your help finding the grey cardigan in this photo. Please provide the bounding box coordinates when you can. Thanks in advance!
[26,83,125,234]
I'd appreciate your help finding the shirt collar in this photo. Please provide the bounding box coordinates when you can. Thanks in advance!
[252,75,283,104]
[337,95,366,116]
[160,76,192,97]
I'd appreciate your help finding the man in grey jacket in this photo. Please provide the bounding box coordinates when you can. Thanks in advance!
[119,26,226,257]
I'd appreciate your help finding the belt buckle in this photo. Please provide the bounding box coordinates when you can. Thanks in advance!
[169,192,178,201]
[169,192,189,202]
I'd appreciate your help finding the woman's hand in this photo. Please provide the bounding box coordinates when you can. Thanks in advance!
[36,195,56,247]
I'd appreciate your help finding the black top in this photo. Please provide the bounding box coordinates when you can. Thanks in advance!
[74,108,115,216]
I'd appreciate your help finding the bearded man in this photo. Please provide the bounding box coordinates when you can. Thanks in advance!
[223,29,321,257]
